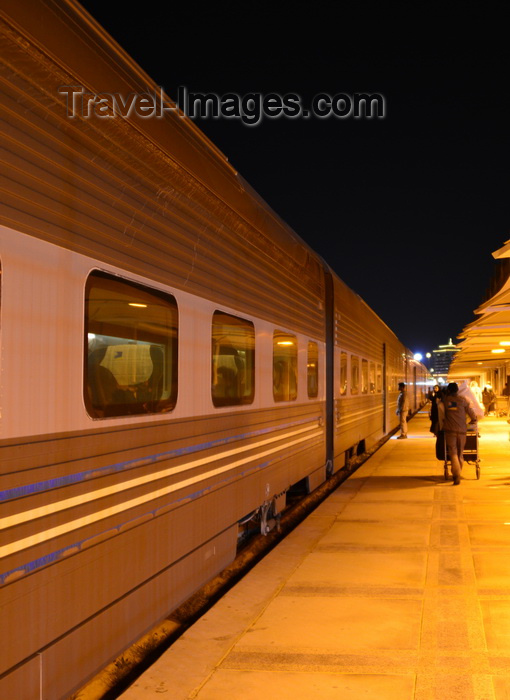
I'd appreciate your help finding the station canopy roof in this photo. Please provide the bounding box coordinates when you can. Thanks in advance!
[448,240,510,379]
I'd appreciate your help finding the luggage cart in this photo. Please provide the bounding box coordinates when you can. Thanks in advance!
[443,426,480,480]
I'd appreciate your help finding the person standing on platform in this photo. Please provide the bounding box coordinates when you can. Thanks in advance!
[396,382,410,439]
[469,380,484,411]
[443,382,477,485]
[482,386,495,416]
[429,384,442,435]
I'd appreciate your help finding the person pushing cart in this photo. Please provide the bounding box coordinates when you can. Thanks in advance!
[442,382,478,485]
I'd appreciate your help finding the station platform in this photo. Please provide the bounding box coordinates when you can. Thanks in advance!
[121,410,510,700]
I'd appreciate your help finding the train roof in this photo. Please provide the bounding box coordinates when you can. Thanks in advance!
[0,0,320,272]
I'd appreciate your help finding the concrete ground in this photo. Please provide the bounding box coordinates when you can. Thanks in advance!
[121,411,510,700]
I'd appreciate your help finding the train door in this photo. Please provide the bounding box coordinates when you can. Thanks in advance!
[382,342,387,433]
[325,268,334,474]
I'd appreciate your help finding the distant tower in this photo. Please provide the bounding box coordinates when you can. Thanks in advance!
[431,339,460,382]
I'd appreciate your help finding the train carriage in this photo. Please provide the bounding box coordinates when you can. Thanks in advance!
[0,2,427,698]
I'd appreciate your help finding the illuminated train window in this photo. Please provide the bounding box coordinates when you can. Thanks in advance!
[273,331,297,402]
[361,359,369,394]
[307,341,319,398]
[212,311,255,407]
[369,362,376,394]
[85,271,178,418]
[351,356,359,395]
[339,351,347,396]
[376,364,382,392]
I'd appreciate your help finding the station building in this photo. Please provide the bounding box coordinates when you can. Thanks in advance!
[448,240,510,408]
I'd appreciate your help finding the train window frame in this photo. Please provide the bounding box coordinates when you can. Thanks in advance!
[84,270,178,419]
[361,359,369,394]
[350,355,359,395]
[273,331,298,402]
[211,310,255,407]
[307,341,319,399]
[339,350,348,397]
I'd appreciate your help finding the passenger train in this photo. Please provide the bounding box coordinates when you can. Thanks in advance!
[0,2,428,698]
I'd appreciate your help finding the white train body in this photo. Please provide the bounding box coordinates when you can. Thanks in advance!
[0,3,427,697]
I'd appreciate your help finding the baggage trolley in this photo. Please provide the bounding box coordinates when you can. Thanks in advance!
[443,427,480,480]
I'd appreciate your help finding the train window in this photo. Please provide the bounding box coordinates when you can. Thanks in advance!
[369,362,376,394]
[85,271,178,419]
[273,331,297,401]
[339,351,347,396]
[376,364,382,392]
[212,311,255,407]
[307,341,319,398]
[351,356,359,395]
[361,359,369,394]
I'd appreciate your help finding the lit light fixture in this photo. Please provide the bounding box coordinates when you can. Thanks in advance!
[499,341,510,346]
[426,352,431,358]
[430,368,434,372]
[477,362,483,365]
[491,348,505,354]
[413,353,423,361]
[277,341,294,346]
[129,303,147,308]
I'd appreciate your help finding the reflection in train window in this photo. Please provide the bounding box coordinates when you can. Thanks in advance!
[85,271,178,418]
[361,359,368,394]
[376,364,382,392]
[339,351,347,396]
[273,331,297,402]
[212,311,255,407]
[351,355,359,395]
[369,362,376,394]
[307,341,319,398]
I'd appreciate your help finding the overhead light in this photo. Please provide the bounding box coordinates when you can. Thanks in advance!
[129,303,147,308]
[277,341,294,346]
[500,341,510,346]
[477,362,483,365]
[492,349,505,354]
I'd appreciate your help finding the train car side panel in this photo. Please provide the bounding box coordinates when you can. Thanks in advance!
[332,276,404,464]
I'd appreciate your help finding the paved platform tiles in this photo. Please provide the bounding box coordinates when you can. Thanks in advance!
[122,411,510,700]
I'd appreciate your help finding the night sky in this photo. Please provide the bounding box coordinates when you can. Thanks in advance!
[79,1,509,357]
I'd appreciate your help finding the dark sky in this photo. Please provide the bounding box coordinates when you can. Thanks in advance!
[79,1,509,356]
